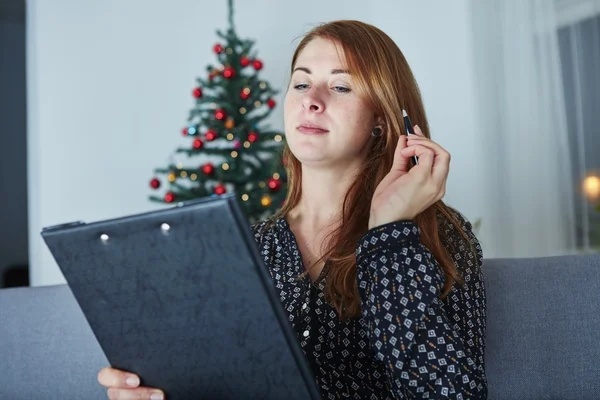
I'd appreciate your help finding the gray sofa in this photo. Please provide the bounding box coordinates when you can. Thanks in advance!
[1,254,599,399]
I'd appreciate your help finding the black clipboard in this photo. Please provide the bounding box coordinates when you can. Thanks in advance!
[41,193,322,400]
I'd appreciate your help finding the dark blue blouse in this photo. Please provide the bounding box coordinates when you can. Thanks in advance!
[251,211,487,399]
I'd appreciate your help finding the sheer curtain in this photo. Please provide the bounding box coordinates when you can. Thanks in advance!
[468,0,592,258]
[555,0,600,251]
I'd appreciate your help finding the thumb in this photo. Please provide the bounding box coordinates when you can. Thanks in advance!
[390,135,409,173]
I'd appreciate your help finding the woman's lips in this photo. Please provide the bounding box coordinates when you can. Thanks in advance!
[297,124,329,135]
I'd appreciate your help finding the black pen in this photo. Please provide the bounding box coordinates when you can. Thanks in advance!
[402,109,418,165]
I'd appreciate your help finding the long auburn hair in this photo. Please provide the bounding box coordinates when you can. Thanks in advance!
[271,20,471,320]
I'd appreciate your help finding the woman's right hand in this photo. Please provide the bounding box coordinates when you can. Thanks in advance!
[98,367,165,399]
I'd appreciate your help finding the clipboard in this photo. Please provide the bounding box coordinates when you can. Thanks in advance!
[41,193,322,400]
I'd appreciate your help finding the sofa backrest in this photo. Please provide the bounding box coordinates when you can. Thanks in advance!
[483,253,600,399]
[0,284,108,399]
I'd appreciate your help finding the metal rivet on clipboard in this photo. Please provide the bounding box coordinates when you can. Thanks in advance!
[161,223,171,234]
[100,233,109,242]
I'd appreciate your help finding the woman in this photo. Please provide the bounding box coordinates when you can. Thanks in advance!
[98,20,487,399]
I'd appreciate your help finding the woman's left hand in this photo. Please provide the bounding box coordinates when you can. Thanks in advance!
[368,125,450,229]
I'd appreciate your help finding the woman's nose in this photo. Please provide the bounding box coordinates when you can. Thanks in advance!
[302,92,325,113]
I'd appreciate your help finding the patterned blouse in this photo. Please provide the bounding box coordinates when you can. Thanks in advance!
[251,210,487,399]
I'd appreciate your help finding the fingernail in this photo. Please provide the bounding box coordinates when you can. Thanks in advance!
[126,376,139,387]
[151,393,164,400]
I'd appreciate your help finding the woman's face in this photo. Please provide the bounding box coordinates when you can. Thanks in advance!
[284,37,378,169]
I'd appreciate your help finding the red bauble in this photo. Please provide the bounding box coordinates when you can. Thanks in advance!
[192,87,202,98]
[222,66,235,79]
[214,109,226,120]
[240,91,250,100]
[267,98,276,108]
[247,131,259,143]
[253,59,263,70]
[213,43,224,53]
[164,191,175,203]
[267,177,281,192]
[205,129,217,141]
[150,178,161,189]
[201,163,214,175]
[193,138,203,149]
[182,127,189,136]
[214,184,226,195]
[240,56,250,67]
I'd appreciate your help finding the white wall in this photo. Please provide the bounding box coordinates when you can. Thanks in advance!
[27,0,486,286]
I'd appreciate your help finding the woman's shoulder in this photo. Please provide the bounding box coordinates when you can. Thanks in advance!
[437,205,484,272]
[249,216,280,244]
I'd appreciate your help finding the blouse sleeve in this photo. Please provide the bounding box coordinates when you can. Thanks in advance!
[355,218,487,399]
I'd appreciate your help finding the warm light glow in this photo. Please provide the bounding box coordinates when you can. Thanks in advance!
[176,163,183,169]
[583,175,600,201]
[190,173,198,181]
[273,173,280,179]
[180,171,187,178]
[261,195,272,206]
[243,141,251,148]
[231,151,238,158]
[274,135,282,142]
[222,163,230,170]
[254,100,262,107]
[241,194,249,201]
[168,172,176,182]
[226,133,234,140]
[239,107,247,114]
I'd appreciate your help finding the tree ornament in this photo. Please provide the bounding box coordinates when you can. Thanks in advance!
[248,131,259,143]
[215,108,226,120]
[267,177,281,192]
[240,56,250,67]
[267,98,276,108]
[150,178,161,189]
[205,129,217,141]
[214,183,226,195]
[240,88,250,100]
[192,87,202,98]
[222,66,235,79]
[193,138,204,149]
[253,59,263,70]
[224,118,235,129]
[213,43,224,53]
[201,163,215,175]
[261,194,272,206]
[164,191,175,203]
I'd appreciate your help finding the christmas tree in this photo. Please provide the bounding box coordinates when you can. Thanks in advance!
[148,0,287,223]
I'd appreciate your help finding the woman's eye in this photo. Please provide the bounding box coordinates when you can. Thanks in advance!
[333,86,351,93]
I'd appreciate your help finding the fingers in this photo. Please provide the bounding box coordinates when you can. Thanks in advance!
[413,125,425,137]
[406,135,451,182]
[98,367,140,389]
[390,135,410,173]
[400,144,434,173]
[107,387,165,400]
